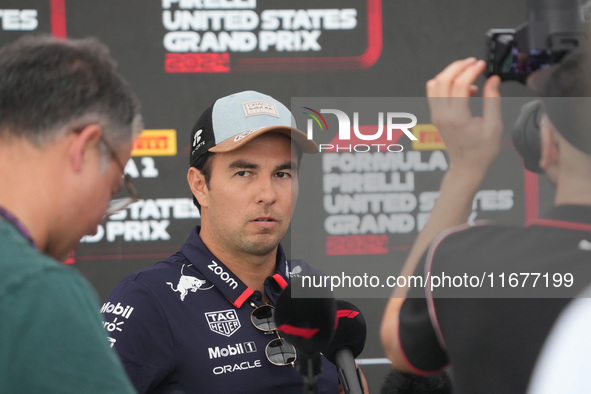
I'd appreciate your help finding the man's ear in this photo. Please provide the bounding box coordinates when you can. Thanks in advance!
[187,167,209,209]
[539,115,560,181]
[69,124,102,172]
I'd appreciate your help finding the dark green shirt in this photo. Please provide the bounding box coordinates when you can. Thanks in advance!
[0,220,136,393]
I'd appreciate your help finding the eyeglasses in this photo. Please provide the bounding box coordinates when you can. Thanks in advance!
[251,304,297,366]
[99,135,140,215]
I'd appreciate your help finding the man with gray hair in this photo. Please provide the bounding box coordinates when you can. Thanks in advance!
[0,35,143,393]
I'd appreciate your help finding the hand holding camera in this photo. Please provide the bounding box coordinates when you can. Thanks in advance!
[426,58,503,180]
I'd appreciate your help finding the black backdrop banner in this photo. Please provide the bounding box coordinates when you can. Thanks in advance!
[1,1,554,392]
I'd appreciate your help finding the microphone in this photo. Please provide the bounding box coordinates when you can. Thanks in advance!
[323,300,367,394]
[275,278,336,394]
[275,278,336,354]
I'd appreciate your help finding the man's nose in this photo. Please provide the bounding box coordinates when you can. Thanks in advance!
[256,176,277,204]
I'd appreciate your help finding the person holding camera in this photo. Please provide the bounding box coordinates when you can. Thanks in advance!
[381,46,591,394]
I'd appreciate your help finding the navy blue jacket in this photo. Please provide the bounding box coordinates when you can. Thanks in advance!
[102,226,338,393]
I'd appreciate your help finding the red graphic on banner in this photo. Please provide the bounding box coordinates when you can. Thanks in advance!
[162,0,382,73]
[165,53,230,73]
[50,0,66,38]
[326,235,389,255]
[419,130,442,144]
[235,0,383,72]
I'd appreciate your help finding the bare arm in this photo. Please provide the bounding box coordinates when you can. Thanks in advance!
[380,58,502,371]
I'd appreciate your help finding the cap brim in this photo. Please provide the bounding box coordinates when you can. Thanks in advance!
[209,126,319,154]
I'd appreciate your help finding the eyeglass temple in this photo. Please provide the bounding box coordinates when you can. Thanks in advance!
[123,173,140,202]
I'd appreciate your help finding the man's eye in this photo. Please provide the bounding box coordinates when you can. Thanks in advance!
[276,172,291,179]
[236,171,250,176]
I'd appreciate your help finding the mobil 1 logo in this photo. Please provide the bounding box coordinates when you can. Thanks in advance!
[208,341,257,359]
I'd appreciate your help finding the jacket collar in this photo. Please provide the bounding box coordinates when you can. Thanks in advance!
[181,226,290,307]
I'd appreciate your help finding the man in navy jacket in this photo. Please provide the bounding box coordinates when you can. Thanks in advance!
[103,91,340,393]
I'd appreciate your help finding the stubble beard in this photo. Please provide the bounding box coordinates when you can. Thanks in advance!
[235,229,284,257]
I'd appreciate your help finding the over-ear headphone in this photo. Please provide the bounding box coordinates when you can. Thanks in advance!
[512,100,544,173]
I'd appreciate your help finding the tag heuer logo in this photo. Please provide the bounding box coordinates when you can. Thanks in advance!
[205,309,241,337]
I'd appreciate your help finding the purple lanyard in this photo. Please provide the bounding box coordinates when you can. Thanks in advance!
[0,206,37,249]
